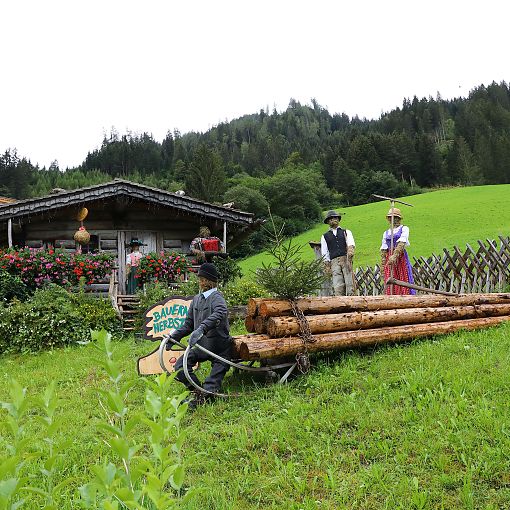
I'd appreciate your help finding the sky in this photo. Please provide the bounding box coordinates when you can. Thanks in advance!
[1,0,508,170]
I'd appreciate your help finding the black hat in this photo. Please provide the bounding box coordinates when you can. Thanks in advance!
[197,262,219,282]
[323,210,344,224]
[128,238,146,247]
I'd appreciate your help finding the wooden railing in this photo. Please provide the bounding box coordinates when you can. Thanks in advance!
[108,267,121,316]
[354,236,510,295]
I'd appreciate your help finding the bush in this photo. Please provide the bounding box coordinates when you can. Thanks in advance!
[211,256,242,285]
[0,268,30,302]
[0,285,121,353]
[222,278,268,306]
[223,184,269,216]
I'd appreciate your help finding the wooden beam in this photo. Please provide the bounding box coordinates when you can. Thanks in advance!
[7,218,12,247]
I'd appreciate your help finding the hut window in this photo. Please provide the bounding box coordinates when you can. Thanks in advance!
[81,235,99,254]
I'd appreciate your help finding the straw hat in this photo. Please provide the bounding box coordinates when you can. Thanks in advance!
[386,207,402,219]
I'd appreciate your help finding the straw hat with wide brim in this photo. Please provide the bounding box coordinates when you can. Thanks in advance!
[386,207,402,219]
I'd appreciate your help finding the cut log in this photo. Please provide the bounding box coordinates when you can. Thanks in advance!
[234,316,510,360]
[266,303,510,337]
[245,315,256,333]
[254,316,268,334]
[257,293,510,317]
[247,297,267,318]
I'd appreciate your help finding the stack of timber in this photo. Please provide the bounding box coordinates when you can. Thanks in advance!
[233,294,510,361]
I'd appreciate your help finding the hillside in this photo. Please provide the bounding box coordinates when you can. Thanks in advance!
[239,184,510,275]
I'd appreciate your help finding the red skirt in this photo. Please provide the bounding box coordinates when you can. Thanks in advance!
[383,253,415,295]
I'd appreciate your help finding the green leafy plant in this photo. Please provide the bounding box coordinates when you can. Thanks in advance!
[255,213,325,299]
[0,285,121,353]
[211,256,242,285]
[221,278,267,306]
[30,382,71,509]
[172,274,200,298]
[0,380,32,510]
[0,269,30,303]
[0,330,189,510]
[79,329,189,509]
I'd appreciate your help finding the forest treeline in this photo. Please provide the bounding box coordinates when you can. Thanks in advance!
[2,81,510,255]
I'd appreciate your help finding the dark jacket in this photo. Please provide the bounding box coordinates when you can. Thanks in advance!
[172,290,231,354]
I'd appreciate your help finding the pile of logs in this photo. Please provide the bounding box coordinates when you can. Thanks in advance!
[233,294,510,360]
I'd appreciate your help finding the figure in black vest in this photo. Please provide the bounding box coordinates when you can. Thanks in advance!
[167,262,231,409]
[320,210,356,296]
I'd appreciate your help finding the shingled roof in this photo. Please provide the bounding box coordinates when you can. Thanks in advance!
[0,179,254,225]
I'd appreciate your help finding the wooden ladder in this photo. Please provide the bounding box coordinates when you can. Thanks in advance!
[117,294,140,333]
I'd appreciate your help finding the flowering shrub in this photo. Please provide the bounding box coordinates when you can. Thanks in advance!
[0,247,115,289]
[136,251,190,285]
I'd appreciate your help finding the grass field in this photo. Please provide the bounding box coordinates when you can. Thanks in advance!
[239,184,510,275]
[2,320,510,509]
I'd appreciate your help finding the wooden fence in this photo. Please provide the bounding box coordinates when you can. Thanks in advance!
[354,236,510,295]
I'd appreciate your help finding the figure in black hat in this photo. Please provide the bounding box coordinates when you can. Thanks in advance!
[166,262,232,409]
[126,238,146,294]
[320,210,356,296]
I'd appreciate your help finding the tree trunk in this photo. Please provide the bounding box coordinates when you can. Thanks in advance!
[266,303,510,337]
[234,316,510,360]
[257,293,510,317]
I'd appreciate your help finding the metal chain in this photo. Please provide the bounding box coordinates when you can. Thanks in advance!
[290,299,315,374]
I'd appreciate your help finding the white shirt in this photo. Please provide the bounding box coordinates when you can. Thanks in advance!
[126,251,143,267]
[201,287,218,299]
[380,225,410,250]
[320,228,355,262]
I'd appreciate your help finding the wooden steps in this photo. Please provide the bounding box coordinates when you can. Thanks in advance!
[117,294,140,333]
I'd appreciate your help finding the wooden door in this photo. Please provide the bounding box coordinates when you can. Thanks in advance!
[118,231,157,294]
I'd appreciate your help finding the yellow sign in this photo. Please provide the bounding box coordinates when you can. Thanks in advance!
[143,296,192,340]
[137,348,187,375]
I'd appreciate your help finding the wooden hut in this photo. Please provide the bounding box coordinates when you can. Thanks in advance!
[0,179,259,295]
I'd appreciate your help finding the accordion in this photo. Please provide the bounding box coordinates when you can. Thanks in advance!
[201,238,221,252]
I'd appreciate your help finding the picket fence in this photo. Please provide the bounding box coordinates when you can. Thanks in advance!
[354,236,510,296]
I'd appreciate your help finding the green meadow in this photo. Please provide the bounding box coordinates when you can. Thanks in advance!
[239,184,510,275]
[2,321,510,508]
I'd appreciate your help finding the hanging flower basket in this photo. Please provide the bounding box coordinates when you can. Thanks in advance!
[74,226,91,245]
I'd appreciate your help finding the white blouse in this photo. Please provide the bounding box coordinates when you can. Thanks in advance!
[126,252,143,267]
[380,225,410,250]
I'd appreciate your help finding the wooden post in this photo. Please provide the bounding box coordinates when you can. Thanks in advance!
[7,218,13,248]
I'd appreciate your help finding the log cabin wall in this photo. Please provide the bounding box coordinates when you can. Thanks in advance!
[12,196,226,256]
[8,195,233,293]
